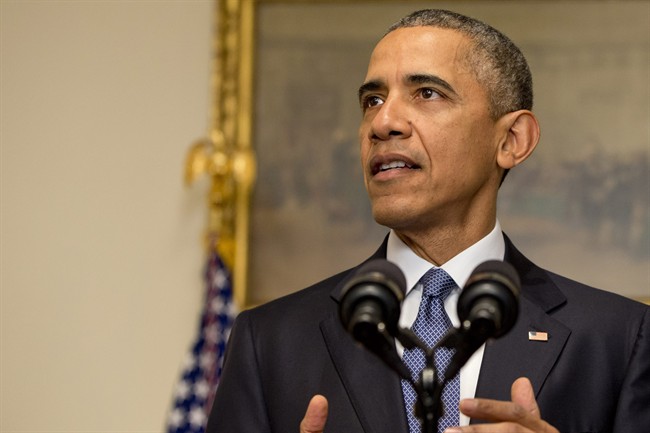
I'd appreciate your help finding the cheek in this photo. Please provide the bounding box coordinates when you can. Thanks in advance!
[358,120,374,159]
[358,115,372,139]
[358,138,371,186]
[453,115,497,156]
[456,132,500,187]
[358,138,369,166]
[425,126,495,185]
[357,124,367,152]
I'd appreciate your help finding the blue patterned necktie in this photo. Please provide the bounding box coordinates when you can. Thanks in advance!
[401,267,460,433]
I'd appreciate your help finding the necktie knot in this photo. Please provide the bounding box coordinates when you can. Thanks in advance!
[420,267,456,300]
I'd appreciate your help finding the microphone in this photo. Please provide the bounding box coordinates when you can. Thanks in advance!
[458,260,520,339]
[439,260,520,381]
[339,259,411,379]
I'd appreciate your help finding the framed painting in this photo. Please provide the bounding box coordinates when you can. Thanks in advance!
[242,0,649,306]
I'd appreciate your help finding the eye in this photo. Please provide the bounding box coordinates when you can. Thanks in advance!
[420,88,442,100]
[362,95,384,110]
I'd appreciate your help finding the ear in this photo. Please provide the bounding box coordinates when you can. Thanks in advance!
[496,110,540,170]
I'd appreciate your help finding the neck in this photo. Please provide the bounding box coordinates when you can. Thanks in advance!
[394,215,496,266]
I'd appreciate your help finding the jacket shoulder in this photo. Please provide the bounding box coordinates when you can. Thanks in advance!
[241,266,355,327]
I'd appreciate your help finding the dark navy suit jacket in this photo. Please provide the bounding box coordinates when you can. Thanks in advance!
[207,235,650,433]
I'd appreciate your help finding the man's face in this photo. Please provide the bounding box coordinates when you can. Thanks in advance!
[358,26,504,234]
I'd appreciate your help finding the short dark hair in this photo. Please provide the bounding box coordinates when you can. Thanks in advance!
[387,9,533,119]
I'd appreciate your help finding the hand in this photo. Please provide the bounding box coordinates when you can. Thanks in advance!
[300,394,329,433]
[445,377,559,433]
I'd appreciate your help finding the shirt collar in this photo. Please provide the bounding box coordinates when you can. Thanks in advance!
[386,220,505,294]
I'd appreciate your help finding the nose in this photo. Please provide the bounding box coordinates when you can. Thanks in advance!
[367,96,412,141]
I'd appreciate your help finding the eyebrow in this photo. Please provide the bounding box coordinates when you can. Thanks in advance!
[357,73,458,105]
[357,80,383,104]
[406,73,457,97]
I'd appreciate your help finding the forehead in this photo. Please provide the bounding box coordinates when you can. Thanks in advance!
[366,26,475,82]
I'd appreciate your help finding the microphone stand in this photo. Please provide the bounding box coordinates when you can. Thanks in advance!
[394,328,448,433]
[415,348,441,433]
[419,324,493,433]
[360,325,473,433]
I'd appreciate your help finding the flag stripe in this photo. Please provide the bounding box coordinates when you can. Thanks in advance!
[167,247,237,433]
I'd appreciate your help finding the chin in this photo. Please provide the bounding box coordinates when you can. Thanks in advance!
[371,205,416,231]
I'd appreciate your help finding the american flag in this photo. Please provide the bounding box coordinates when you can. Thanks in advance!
[167,247,237,433]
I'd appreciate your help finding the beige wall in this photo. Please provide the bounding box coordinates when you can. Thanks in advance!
[1,1,213,431]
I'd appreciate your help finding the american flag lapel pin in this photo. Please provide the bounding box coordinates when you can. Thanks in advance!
[528,331,549,342]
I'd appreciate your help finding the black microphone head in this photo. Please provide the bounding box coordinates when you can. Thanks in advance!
[458,260,520,338]
[339,259,406,339]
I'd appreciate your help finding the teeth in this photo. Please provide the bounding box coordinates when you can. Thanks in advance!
[380,161,408,171]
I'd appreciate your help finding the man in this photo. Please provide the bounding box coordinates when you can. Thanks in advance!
[207,9,650,433]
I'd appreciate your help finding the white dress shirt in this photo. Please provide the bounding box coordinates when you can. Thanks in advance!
[387,221,506,426]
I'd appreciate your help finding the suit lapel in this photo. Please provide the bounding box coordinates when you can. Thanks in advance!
[320,237,409,433]
[321,314,409,433]
[474,236,571,402]
[474,297,571,401]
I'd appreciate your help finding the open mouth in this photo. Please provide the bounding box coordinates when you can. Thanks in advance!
[372,160,421,175]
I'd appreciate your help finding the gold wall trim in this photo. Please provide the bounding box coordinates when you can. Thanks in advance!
[185,0,256,309]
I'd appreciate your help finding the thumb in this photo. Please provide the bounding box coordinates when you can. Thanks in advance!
[511,377,541,418]
[300,394,329,433]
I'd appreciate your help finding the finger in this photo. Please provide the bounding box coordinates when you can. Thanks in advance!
[459,398,531,425]
[458,399,558,433]
[511,377,540,418]
[299,394,329,433]
[444,421,534,433]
